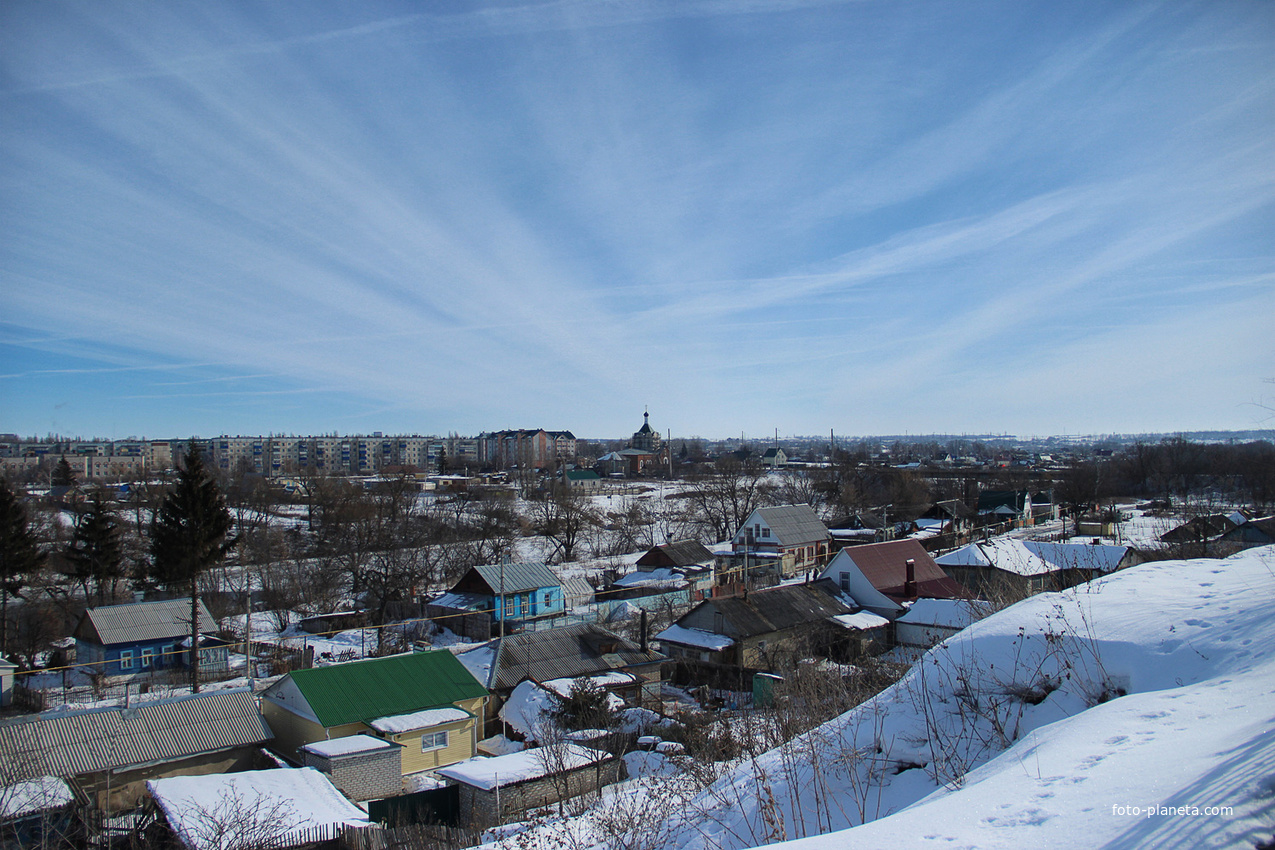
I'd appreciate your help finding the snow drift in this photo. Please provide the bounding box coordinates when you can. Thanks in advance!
[666,547,1275,850]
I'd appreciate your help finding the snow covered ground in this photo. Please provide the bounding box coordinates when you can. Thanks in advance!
[483,546,1275,850]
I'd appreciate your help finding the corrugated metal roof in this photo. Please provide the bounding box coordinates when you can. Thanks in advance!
[753,505,830,546]
[276,650,488,729]
[0,689,272,781]
[470,561,560,594]
[80,599,217,646]
[491,623,664,692]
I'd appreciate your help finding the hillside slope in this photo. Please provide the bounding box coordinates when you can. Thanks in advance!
[672,547,1275,850]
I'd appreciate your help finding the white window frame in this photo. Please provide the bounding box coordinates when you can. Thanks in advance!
[141,648,154,668]
[421,730,448,751]
[119,650,134,670]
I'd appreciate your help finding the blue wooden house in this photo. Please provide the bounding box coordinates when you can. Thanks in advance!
[73,599,229,676]
[427,562,565,639]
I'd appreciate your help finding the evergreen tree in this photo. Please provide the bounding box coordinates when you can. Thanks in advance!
[51,456,76,487]
[149,443,233,691]
[0,480,45,657]
[66,495,124,605]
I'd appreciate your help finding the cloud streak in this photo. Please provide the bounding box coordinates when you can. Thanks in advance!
[2,0,1272,439]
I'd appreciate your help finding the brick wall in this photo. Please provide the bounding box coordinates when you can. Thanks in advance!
[302,745,403,802]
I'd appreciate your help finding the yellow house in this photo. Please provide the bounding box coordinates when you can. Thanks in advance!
[260,651,488,776]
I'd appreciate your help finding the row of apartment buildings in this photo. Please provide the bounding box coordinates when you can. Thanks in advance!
[0,428,578,481]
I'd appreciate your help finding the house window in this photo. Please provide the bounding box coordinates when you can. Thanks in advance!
[840,572,851,592]
[141,649,153,668]
[421,731,448,751]
[119,651,134,670]
[544,592,552,607]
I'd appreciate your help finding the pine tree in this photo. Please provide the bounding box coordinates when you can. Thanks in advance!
[66,495,124,605]
[51,456,76,487]
[149,443,233,691]
[0,480,46,657]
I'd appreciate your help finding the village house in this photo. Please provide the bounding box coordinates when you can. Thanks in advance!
[73,599,227,678]
[976,490,1034,525]
[656,582,887,685]
[454,622,665,738]
[934,538,1136,599]
[0,689,273,813]
[726,504,832,583]
[818,539,971,618]
[893,598,993,653]
[1219,516,1275,548]
[259,651,488,778]
[601,540,716,603]
[426,561,566,641]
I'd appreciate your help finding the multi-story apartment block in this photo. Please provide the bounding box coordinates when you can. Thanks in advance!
[477,429,577,470]
[1,428,572,481]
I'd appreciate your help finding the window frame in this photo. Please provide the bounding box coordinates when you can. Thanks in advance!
[421,730,448,752]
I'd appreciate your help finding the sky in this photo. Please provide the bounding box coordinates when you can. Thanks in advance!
[2,0,1273,442]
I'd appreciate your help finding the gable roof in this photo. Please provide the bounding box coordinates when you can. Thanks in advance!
[467,561,560,595]
[830,540,969,601]
[694,582,853,640]
[636,540,714,568]
[489,623,664,691]
[977,490,1029,514]
[935,539,1129,576]
[746,505,830,546]
[926,499,976,521]
[281,651,488,728]
[77,599,217,646]
[0,689,271,781]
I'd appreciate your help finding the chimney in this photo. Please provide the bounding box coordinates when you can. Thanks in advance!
[639,609,648,654]
[904,558,916,599]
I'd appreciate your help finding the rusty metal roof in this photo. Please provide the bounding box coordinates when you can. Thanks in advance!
[0,689,272,780]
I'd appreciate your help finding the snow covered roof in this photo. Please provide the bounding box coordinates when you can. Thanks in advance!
[436,744,613,791]
[829,611,890,630]
[935,539,1129,576]
[655,624,734,651]
[613,568,686,589]
[369,706,472,734]
[896,598,991,629]
[301,735,397,758]
[540,671,639,696]
[429,591,488,611]
[0,776,74,819]
[147,767,369,850]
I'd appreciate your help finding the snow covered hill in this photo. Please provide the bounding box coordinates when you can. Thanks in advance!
[669,547,1275,850]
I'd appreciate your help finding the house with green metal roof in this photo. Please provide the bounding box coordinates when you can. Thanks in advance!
[260,650,488,778]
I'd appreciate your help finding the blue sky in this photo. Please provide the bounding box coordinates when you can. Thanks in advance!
[2,0,1272,441]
